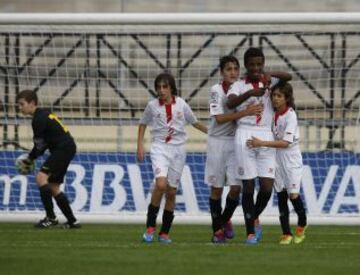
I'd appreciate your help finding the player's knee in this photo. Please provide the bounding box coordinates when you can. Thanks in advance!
[210,187,223,199]
[35,172,48,187]
[165,187,177,201]
[289,193,299,200]
[49,183,61,196]
[228,186,241,198]
[259,178,274,192]
[242,180,255,194]
[155,178,168,193]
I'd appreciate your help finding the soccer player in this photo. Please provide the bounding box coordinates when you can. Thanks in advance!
[16,90,80,229]
[205,55,263,243]
[137,72,207,244]
[246,82,307,244]
[227,47,292,244]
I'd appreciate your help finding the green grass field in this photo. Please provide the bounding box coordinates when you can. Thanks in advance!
[1,223,359,275]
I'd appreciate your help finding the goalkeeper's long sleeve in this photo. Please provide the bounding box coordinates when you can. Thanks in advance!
[29,108,74,160]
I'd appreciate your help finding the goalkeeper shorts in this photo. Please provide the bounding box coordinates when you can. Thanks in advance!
[40,141,76,184]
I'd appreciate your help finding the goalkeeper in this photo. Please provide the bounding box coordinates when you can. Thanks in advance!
[16,90,80,229]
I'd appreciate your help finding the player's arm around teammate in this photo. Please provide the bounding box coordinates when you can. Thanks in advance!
[192,121,207,134]
[224,47,292,244]
[208,101,263,244]
[137,72,207,244]
[247,82,307,244]
[226,71,292,110]
[205,56,263,243]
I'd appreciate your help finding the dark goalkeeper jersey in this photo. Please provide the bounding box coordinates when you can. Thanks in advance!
[29,108,74,160]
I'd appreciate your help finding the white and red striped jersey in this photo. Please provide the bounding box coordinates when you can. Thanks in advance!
[273,107,300,149]
[228,76,279,130]
[208,82,236,137]
[139,96,198,145]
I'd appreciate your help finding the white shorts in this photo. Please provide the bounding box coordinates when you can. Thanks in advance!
[205,136,242,188]
[274,150,303,194]
[234,126,276,180]
[150,142,186,188]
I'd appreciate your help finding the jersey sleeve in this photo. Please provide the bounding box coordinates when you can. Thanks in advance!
[282,111,298,143]
[209,86,224,116]
[227,81,242,97]
[29,113,48,159]
[270,77,280,88]
[183,102,198,125]
[139,102,153,125]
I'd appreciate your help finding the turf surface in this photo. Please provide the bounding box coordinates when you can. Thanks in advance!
[1,223,359,275]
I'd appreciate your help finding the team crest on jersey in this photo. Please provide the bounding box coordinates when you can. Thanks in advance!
[208,175,217,184]
[268,168,274,174]
[155,167,161,175]
[238,167,244,176]
[176,112,183,119]
[210,91,218,103]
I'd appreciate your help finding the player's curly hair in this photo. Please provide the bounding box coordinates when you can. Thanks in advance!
[219,55,239,71]
[154,72,177,95]
[16,90,38,105]
[271,82,296,110]
[243,47,265,66]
